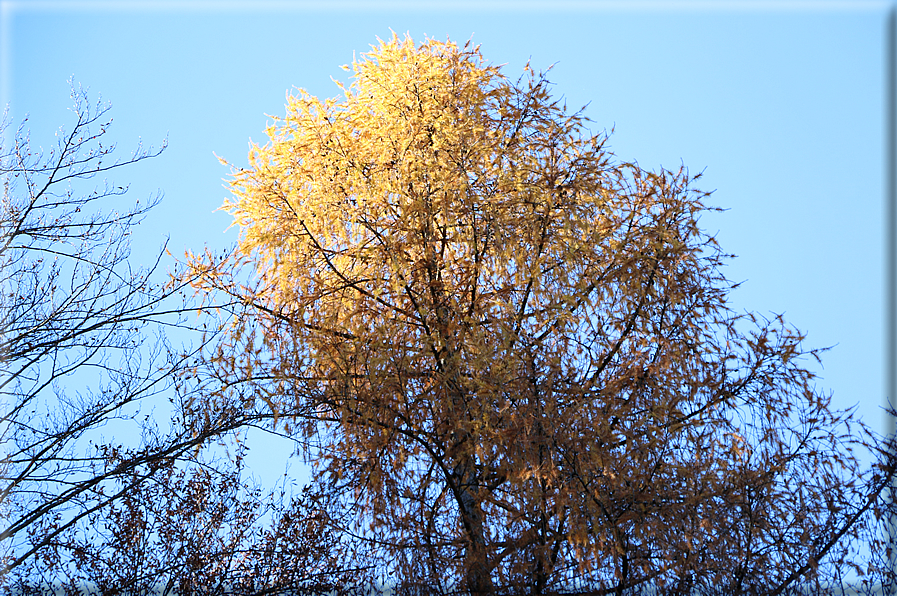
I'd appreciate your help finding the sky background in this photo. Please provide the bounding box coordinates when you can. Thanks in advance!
[1,0,892,492]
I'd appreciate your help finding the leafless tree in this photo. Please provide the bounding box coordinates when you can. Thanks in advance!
[0,81,364,595]
[0,80,227,582]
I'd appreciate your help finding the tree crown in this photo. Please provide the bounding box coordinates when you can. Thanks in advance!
[185,35,896,595]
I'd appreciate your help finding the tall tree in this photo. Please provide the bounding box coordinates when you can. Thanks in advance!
[188,35,896,595]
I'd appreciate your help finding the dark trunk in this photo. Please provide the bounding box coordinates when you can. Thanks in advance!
[454,456,494,596]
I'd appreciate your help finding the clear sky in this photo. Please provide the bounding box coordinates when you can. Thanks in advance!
[2,0,891,491]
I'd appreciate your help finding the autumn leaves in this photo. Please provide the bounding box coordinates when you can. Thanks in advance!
[183,34,895,594]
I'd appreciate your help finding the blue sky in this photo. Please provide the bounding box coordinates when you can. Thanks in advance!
[2,0,891,490]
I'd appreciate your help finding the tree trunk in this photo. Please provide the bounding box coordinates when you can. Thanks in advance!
[455,457,494,595]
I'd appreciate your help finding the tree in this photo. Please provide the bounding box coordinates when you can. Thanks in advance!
[187,35,896,595]
[0,82,174,576]
[0,82,258,585]
[0,81,365,595]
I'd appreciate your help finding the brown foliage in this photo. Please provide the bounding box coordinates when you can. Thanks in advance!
[11,446,359,596]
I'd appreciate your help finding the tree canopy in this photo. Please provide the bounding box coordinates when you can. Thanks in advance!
[187,35,895,595]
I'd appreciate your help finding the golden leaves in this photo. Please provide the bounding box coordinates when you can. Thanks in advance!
[180,33,892,594]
